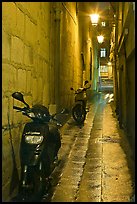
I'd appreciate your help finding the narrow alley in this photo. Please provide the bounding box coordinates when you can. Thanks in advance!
[41,91,135,202]
[2,2,135,202]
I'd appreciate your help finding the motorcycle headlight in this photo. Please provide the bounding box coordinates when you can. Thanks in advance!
[27,112,35,118]
[25,135,44,144]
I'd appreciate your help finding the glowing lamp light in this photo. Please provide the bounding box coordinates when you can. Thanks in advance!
[97,35,104,43]
[108,62,112,65]
[90,14,99,26]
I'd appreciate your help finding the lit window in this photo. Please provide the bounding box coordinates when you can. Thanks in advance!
[100,65,108,72]
[100,48,106,57]
[101,21,106,27]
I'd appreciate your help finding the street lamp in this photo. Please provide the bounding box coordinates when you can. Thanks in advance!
[90,14,104,43]
[97,35,104,43]
[90,14,99,26]
[108,61,112,66]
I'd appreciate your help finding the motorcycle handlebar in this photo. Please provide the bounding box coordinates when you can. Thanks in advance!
[13,106,29,114]
[13,106,24,111]
[71,86,90,94]
[13,105,64,125]
[75,86,90,94]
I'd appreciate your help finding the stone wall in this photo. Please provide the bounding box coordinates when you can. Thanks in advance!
[116,2,135,156]
[2,2,88,201]
[2,2,51,201]
[59,2,82,109]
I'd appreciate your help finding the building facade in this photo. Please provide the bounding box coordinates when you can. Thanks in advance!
[109,2,135,156]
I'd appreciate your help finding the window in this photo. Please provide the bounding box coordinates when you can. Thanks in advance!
[101,21,106,27]
[100,48,106,57]
[100,65,108,72]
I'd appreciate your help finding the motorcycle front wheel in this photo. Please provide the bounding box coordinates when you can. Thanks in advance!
[72,104,86,124]
[18,161,50,202]
[31,163,50,200]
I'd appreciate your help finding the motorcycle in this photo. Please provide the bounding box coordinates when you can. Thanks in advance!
[70,86,89,124]
[11,92,63,201]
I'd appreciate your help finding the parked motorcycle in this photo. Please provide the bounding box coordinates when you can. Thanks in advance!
[11,92,63,201]
[70,86,90,124]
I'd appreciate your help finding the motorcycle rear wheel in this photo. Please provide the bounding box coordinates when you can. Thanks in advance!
[72,104,86,124]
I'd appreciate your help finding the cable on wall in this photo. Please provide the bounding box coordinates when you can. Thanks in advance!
[62,2,77,25]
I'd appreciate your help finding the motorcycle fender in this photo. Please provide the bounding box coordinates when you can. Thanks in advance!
[74,100,83,106]
[29,154,41,166]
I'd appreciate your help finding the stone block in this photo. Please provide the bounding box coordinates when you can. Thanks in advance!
[2,64,10,93]
[2,2,17,35]
[11,36,24,64]
[16,7,25,39]
[2,30,11,61]
[17,69,26,92]
[24,45,33,66]
[25,15,36,46]
[26,70,32,93]
[2,97,9,126]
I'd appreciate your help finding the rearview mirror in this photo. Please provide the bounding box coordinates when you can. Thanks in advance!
[12,92,24,102]
[12,92,29,107]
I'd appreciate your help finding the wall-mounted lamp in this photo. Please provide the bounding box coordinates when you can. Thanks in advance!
[97,35,104,43]
[108,61,112,66]
[90,14,99,26]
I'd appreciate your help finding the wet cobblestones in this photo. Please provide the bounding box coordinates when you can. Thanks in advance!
[43,93,135,202]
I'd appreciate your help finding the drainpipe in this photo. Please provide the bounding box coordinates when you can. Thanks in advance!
[54,2,61,112]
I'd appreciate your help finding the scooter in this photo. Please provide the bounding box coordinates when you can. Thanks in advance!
[12,92,62,202]
[70,87,89,124]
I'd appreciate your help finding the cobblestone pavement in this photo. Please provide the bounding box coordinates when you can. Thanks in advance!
[42,92,135,202]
